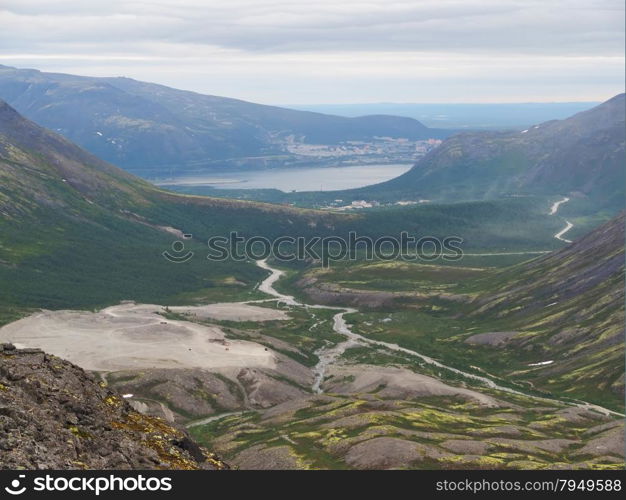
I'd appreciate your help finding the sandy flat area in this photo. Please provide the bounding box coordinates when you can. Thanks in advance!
[168,303,289,322]
[0,305,277,372]
[100,302,288,322]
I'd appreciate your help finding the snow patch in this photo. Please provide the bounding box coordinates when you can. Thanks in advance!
[528,360,554,367]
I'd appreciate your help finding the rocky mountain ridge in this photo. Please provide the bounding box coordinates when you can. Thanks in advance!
[0,343,228,469]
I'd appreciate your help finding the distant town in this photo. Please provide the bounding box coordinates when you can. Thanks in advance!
[322,198,431,211]
[279,136,442,166]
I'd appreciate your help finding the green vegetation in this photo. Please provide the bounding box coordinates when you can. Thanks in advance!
[0,74,623,472]
[0,208,267,325]
[190,393,623,470]
[0,117,569,326]
[283,214,625,411]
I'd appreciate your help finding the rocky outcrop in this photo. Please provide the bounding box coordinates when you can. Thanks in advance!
[0,343,228,470]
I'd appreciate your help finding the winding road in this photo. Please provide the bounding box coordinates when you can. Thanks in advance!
[254,259,623,417]
[549,196,570,215]
[550,196,573,243]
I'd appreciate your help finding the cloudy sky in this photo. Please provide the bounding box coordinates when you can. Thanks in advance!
[1,0,623,104]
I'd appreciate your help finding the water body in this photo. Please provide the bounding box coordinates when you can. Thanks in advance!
[156,163,412,192]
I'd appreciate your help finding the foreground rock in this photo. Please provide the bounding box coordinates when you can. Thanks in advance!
[0,343,228,470]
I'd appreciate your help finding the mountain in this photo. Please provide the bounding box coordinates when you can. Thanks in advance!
[337,94,625,210]
[290,102,601,129]
[468,212,625,405]
[0,97,353,322]
[1,100,622,470]
[1,96,577,326]
[0,98,152,218]
[0,65,449,177]
[288,211,625,410]
[0,343,228,469]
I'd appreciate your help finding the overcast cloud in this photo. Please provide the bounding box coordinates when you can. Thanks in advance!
[0,0,623,103]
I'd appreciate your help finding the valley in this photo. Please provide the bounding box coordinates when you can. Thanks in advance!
[191,222,623,470]
[0,91,575,328]
[2,220,623,469]
[1,0,624,476]
[0,87,623,471]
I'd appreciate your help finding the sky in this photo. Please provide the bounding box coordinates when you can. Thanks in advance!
[0,0,624,104]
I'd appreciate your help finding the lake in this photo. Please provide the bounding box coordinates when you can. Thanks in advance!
[155,163,412,192]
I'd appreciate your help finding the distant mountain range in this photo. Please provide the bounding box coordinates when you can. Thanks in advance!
[160,95,625,216]
[0,65,450,177]
[289,102,600,130]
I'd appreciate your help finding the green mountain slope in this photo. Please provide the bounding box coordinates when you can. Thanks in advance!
[0,98,348,321]
[291,213,624,410]
[361,94,625,208]
[0,98,583,327]
[466,213,625,406]
[0,65,449,177]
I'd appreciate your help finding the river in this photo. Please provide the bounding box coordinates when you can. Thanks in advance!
[253,259,622,417]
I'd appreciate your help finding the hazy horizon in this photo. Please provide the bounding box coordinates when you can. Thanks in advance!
[0,62,620,108]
